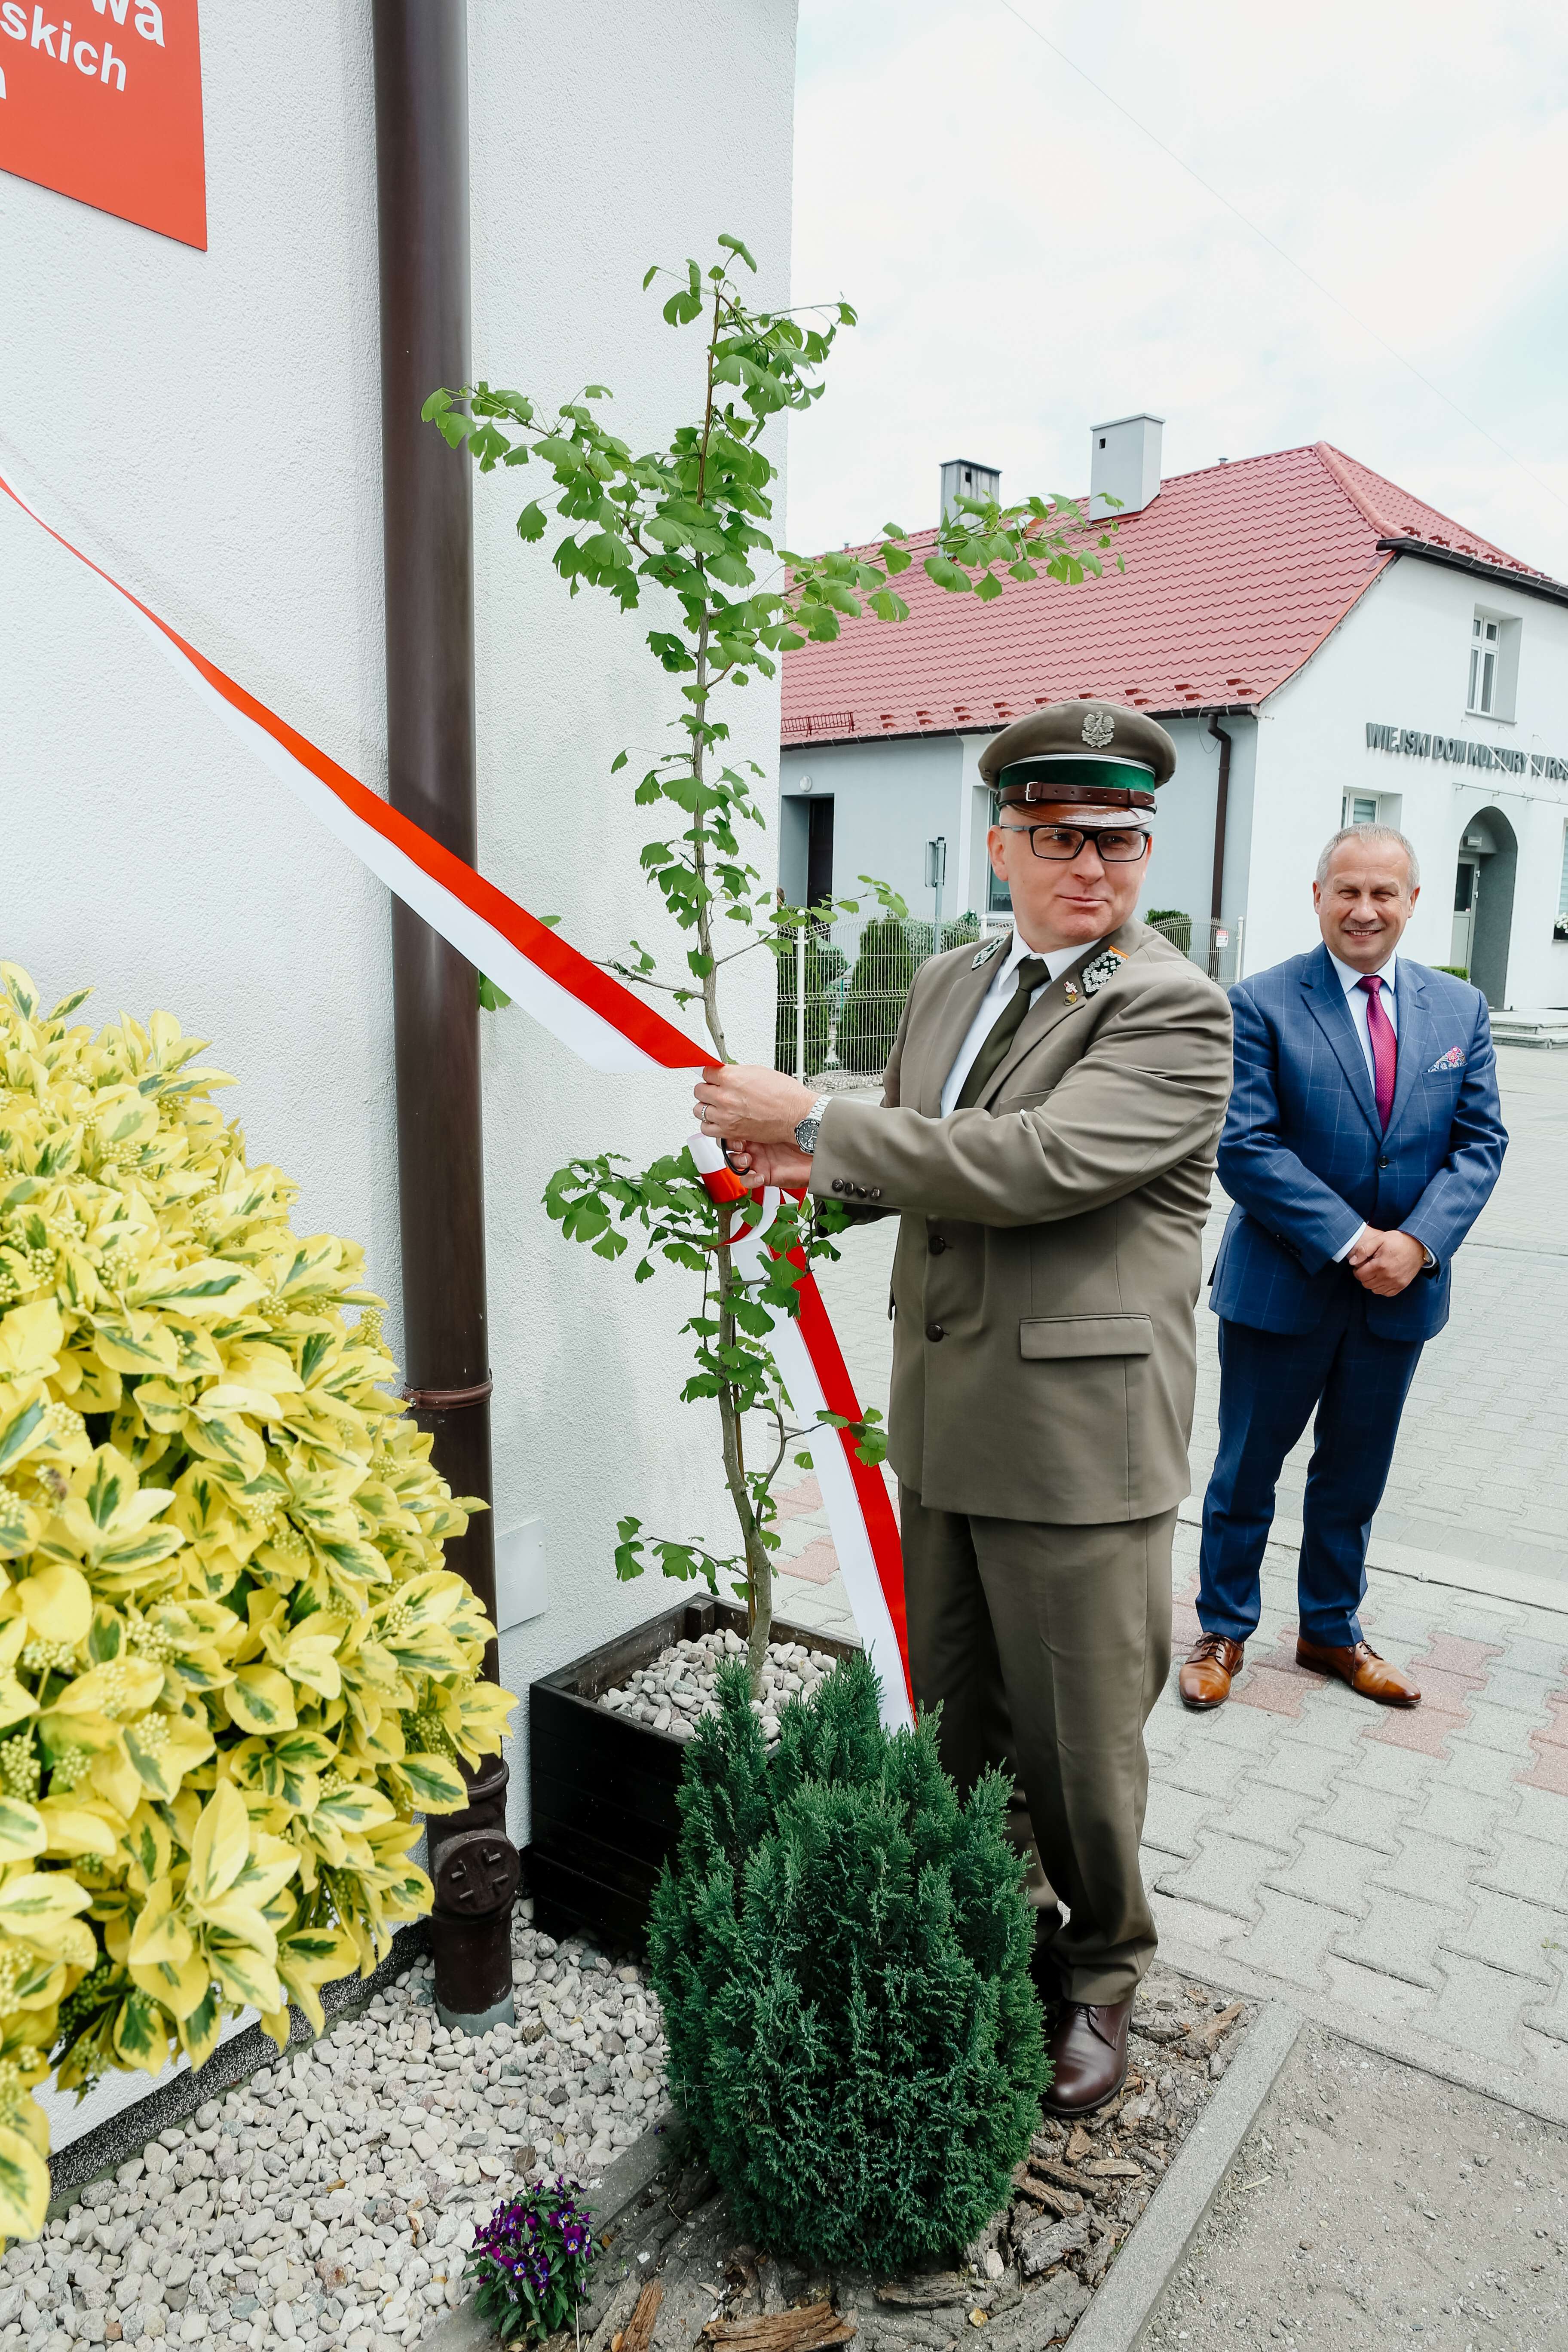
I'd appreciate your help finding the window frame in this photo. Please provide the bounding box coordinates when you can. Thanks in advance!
[1469,614,1499,716]
[1467,605,1521,723]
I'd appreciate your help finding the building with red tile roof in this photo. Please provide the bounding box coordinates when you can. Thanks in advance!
[778,421,1568,1010]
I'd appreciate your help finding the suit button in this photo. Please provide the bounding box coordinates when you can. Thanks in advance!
[925,1322,946,1342]
[928,1235,947,1255]
[831,1179,844,1193]
[1378,1155,1390,1169]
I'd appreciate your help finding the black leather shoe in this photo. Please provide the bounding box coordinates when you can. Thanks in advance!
[1043,1998,1131,2114]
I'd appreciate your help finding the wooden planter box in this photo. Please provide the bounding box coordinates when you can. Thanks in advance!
[528,1594,860,1951]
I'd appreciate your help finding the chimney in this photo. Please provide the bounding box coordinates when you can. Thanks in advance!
[1089,413,1164,518]
[940,456,1001,524]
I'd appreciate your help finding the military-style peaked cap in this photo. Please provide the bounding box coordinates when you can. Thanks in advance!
[979,698,1177,820]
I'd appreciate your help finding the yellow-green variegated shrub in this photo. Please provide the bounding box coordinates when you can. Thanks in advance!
[0,964,514,2244]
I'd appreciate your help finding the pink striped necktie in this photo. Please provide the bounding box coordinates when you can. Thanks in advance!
[1358,973,1397,1130]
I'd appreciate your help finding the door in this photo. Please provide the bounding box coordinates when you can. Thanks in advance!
[806,796,835,911]
[1451,856,1479,974]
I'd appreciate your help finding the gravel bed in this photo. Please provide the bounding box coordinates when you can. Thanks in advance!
[598,1629,840,1743]
[0,1905,668,2352]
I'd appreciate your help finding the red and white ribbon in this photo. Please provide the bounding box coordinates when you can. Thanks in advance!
[0,459,915,1725]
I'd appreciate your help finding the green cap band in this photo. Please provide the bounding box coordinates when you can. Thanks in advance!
[996,756,1157,797]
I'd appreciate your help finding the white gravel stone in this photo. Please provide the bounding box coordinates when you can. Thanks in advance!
[3,1910,665,2352]
[597,1631,837,1740]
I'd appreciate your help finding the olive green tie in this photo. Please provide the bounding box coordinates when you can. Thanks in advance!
[954,956,1050,1110]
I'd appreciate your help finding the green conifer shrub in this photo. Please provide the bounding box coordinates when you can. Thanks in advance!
[648,1656,1047,2272]
[834,917,918,1073]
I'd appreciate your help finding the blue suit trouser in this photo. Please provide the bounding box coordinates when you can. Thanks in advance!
[1197,1284,1424,1649]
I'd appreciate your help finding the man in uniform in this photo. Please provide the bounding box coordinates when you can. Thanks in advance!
[694,699,1232,2111]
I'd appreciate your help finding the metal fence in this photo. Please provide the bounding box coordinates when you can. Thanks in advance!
[1146,914,1247,988]
[774,910,1245,1081]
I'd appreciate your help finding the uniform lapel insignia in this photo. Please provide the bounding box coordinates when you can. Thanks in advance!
[1427,1044,1465,1071]
[971,937,1007,970]
[1079,946,1128,997]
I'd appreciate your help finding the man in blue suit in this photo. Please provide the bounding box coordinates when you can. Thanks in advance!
[1180,823,1507,1710]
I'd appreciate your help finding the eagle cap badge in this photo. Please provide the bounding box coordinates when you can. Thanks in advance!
[1082,710,1116,748]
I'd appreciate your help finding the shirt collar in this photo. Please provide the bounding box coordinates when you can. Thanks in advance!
[1329,947,1396,995]
[1001,930,1101,987]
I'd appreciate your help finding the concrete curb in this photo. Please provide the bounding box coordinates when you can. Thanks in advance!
[1062,2001,1302,2352]
[418,2107,688,2352]
[1173,1500,1568,1618]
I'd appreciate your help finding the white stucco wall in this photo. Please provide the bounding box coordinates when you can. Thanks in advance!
[1239,557,1568,1003]
[2,0,798,2147]
[780,732,965,916]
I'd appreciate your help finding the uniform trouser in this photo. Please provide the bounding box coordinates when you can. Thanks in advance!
[1197,1288,1424,1651]
[898,1485,1176,2006]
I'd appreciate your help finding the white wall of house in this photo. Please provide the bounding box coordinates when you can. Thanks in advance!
[1242,557,1568,1002]
[2,0,797,2144]
[780,734,965,917]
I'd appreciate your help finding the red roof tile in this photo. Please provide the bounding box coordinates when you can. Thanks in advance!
[780,441,1549,745]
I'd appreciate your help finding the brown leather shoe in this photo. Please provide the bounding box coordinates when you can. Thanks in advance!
[1179,1632,1245,1710]
[1295,1635,1420,1706]
[1042,1998,1131,2114]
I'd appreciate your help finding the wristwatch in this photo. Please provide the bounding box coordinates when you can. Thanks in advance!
[793,1093,833,1155]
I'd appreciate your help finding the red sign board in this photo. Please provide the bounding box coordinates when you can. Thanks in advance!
[0,0,205,249]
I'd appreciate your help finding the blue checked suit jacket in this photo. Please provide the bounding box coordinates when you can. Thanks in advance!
[1209,943,1507,1340]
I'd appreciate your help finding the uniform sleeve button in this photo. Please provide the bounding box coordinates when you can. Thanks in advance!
[870,1188,882,1200]
[925,1322,946,1342]
[831,1179,845,1193]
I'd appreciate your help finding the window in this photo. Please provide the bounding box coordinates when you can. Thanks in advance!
[1467,606,1521,721]
[1342,793,1380,828]
[1469,615,1499,714]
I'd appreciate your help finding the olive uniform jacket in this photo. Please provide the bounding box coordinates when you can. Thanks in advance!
[811,918,1233,1528]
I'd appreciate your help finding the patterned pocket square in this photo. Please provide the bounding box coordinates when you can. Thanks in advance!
[1426,1045,1466,1072]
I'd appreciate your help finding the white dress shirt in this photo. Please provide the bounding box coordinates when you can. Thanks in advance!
[939,932,1096,1115]
[1325,948,1427,1267]
[1328,948,1398,1083]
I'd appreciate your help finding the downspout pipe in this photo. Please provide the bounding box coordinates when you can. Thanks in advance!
[372,0,517,2035]
[1207,715,1233,973]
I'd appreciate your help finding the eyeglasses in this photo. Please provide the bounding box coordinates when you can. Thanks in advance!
[996,824,1151,864]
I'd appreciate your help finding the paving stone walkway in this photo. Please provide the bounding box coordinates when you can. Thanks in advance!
[764,1042,1568,2123]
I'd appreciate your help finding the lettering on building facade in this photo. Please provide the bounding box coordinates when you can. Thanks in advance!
[1365,723,1568,784]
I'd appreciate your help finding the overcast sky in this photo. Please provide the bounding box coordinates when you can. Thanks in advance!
[784,0,1568,579]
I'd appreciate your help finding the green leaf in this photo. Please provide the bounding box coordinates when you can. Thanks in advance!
[516,502,548,542]
[477,974,512,1013]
